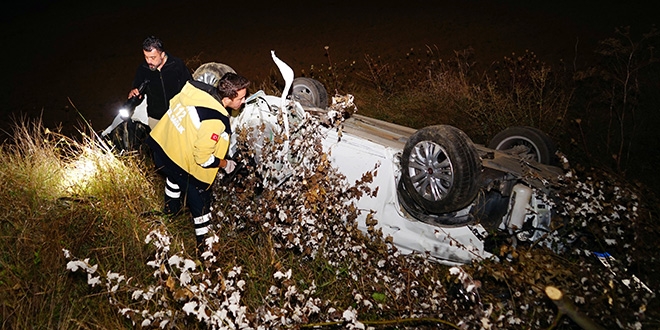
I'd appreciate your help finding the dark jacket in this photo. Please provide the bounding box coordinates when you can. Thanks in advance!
[132,54,192,120]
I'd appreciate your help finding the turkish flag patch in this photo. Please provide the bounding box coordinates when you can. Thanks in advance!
[210,133,219,141]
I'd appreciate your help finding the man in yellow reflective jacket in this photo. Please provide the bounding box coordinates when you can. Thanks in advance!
[146,72,250,251]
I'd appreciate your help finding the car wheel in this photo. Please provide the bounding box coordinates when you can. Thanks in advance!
[400,125,482,214]
[291,77,328,108]
[192,62,236,87]
[487,126,557,165]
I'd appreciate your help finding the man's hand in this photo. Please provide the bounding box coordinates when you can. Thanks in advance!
[222,159,237,174]
[128,88,141,99]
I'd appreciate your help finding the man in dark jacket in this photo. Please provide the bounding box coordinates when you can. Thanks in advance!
[128,36,192,129]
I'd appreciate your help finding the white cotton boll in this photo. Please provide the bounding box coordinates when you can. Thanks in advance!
[363,299,373,308]
[229,291,242,308]
[269,285,280,295]
[304,298,321,314]
[481,317,492,330]
[285,285,298,298]
[228,267,242,278]
[168,255,182,266]
[66,260,84,272]
[132,290,143,300]
[342,308,357,322]
[183,259,196,271]
[180,271,192,285]
[106,272,125,283]
[62,249,71,259]
[201,250,215,261]
[182,301,197,315]
[87,275,101,287]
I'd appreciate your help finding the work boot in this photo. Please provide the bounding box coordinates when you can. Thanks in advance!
[164,178,182,215]
[193,213,213,257]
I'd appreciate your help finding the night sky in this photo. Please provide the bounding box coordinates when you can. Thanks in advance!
[1,0,655,136]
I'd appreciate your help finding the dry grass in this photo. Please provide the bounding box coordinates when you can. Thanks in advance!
[0,118,162,328]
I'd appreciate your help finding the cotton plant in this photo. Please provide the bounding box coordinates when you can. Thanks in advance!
[215,112,379,262]
[63,227,253,329]
[212,109,482,327]
[62,92,657,328]
[551,166,642,261]
[548,167,654,323]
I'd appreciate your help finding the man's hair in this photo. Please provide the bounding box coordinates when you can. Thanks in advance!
[142,36,164,52]
[217,73,250,99]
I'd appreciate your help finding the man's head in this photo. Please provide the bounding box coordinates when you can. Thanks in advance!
[218,73,250,110]
[142,36,167,71]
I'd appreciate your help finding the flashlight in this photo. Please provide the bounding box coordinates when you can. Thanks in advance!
[120,79,150,119]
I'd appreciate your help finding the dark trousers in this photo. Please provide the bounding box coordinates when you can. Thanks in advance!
[153,151,213,248]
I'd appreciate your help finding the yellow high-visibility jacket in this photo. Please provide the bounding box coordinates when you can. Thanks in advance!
[148,81,231,187]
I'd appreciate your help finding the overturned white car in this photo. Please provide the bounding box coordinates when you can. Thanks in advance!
[104,51,564,265]
[224,52,563,265]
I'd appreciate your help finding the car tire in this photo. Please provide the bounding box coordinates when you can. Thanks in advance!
[291,77,328,109]
[487,126,557,165]
[192,62,236,87]
[400,125,482,214]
